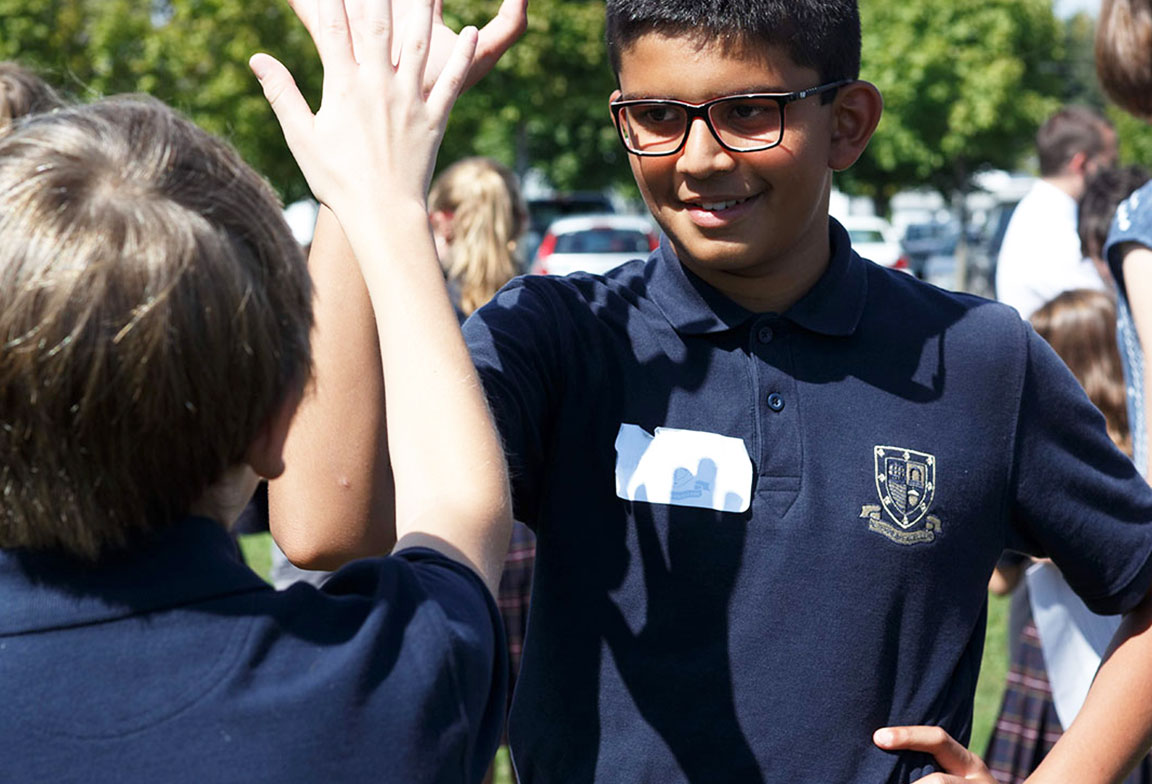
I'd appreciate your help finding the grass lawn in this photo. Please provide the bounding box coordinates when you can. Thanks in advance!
[239,533,1011,778]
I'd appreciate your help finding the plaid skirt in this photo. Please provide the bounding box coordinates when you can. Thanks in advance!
[984,597,1152,784]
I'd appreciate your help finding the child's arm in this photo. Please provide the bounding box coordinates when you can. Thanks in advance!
[874,588,1152,782]
[265,0,525,573]
[252,0,512,593]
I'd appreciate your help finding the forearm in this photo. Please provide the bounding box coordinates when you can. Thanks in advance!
[1026,592,1152,783]
[269,207,396,569]
[341,198,512,593]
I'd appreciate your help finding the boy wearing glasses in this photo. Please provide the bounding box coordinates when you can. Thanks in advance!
[282,0,1152,781]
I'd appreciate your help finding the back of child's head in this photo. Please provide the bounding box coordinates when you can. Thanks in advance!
[1097,0,1152,119]
[429,156,526,317]
[1035,106,1113,178]
[604,0,860,86]
[1031,289,1130,455]
[0,96,313,560]
[0,61,63,137]
[1079,164,1151,261]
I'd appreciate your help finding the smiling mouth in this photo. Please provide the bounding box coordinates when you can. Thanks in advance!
[687,195,755,211]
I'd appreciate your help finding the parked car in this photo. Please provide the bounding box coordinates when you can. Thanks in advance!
[521,192,617,265]
[530,214,660,276]
[840,215,910,272]
[900,221,959,278]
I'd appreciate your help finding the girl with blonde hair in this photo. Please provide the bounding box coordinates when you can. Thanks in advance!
[429,156,527,317]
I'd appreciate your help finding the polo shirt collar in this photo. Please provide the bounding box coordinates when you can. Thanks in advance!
[0,516,271,635]
[647,217,867,336]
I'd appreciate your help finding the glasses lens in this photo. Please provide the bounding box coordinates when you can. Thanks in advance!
[709,97,782,150]
[617,103,688,154]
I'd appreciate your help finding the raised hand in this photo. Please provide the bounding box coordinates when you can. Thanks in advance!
[286,0,526,91]
[874,726,997,783]
[250,0,476,215]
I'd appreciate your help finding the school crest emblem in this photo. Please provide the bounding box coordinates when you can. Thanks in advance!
[860,445,942,545]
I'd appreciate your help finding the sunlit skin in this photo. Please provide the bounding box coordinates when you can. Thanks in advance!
[612,34,880,313]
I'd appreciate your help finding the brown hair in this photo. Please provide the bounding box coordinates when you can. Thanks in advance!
[1078,164,1150,260]
[429,157,526,317]
[1035,106,1112,178]
[0,61,63,137]
[0,96,313,559]
[1097,0,1152,119]
[1031,289,1131,455]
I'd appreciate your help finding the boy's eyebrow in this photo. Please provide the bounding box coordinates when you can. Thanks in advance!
[617,85,795,101]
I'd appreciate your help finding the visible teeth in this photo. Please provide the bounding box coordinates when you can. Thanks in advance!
[698,197,746,211]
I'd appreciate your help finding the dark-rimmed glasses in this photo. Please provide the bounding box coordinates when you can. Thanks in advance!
[610,80,853,156]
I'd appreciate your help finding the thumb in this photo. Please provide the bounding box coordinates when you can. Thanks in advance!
[250,53,313,154]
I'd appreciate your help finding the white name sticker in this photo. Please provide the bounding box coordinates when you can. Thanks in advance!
[614,424,752,513]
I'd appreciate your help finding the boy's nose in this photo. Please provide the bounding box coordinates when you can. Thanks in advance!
[676,116,737,177]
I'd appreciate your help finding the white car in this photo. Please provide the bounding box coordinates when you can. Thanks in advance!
[839,215,910,272]
[530,214,660,276]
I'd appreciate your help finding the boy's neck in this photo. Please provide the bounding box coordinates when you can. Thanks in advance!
[189,464,261,528]
[677,231,832,315]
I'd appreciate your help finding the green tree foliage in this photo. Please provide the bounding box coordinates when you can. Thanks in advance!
[2,0,322,201]
[438,0,627,191]
[1,0,626,197]
[841,0,1064,211]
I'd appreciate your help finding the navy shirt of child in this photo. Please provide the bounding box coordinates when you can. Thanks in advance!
[0,516,506,783]
[463,218,1152,784]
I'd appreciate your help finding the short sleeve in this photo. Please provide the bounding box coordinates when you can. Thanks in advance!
[392,548,507,781]
[1106,181,1152,298]
[1008,328,1152,615]
[462,278,569,529]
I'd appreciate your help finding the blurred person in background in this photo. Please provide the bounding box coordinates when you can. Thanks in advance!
[1079,166,1151,289]
[995,106,1116,320]
[0,61,63,137]
[1097,0,1152,478]
[984,288,1152,784]
[429,156,528,318]
[984,164,1150,783]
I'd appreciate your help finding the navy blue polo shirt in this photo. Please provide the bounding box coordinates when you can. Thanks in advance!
[0,517,506,783]
[463,218,1152,784]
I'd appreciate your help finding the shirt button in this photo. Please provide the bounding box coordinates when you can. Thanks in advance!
[767,392,785,412]
[757,326,774,344]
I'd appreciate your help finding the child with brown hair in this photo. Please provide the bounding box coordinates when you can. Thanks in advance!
[0,0,527,780]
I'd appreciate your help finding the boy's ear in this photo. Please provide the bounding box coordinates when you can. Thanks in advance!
[609,89,622,120]
[828,81,883,172]
[244,382,306,480]
[1067,150,1089,177]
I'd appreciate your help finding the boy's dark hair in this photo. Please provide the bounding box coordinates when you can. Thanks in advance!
[1036,106,1113,178]
[1096,0,1152,119]
[0,96,313,560]
[1079,164,1151,260]
[0,61,63,136]
[605,0,860,88]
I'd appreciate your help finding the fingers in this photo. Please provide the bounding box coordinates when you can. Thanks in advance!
[355,0,394,69]
[287,0,319,38]
[249,53,314,157]
[396,0,434,88]
[317,0,358,78]
[874,726,992,782]
[426,26,477,120]
[466,0,527,88]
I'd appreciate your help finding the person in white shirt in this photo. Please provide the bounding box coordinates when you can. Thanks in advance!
[996,106,1117,319]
